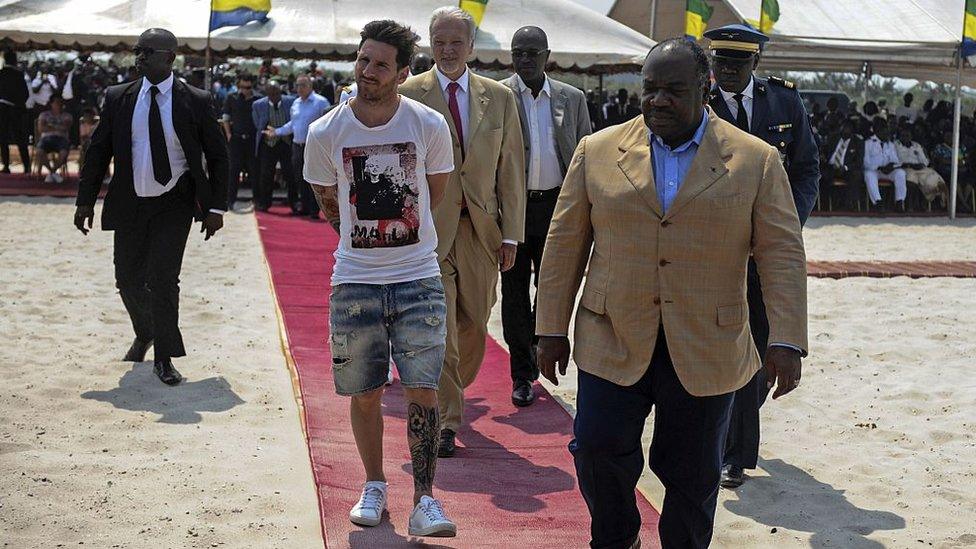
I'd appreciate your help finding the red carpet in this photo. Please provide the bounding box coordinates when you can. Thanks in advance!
[807,260,976,279]
[256,207,661,548]
[0,172,100,198]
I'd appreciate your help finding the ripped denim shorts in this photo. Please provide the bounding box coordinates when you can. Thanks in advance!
[328,276,447,396]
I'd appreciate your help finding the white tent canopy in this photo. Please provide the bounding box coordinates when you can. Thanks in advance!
[0,0,654,73]
[719,0,974,86]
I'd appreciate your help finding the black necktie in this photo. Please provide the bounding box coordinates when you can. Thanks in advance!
[148,86,171,185]
[733,93,750,132]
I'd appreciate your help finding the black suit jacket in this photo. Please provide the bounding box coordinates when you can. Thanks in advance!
[824,134,865,174]
[76,77,229,230]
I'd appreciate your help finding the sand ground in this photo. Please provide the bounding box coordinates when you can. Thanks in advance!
[488,216,976,549]
[3,198,976,549]
[0,198,321,549]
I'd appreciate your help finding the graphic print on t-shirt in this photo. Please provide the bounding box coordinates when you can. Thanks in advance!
[343,142,421,248]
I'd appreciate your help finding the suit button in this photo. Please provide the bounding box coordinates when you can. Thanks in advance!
[659,259,669,267]
[653,297,661,305]
[661,220,671,227]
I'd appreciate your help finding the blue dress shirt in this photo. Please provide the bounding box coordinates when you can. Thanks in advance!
[648,110,709,214]
[275,92,331,144]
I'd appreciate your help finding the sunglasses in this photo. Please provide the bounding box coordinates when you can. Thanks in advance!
[133,46,174,57]
[511,49,549,59]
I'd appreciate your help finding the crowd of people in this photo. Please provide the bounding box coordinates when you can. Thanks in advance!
[809,92,976,212]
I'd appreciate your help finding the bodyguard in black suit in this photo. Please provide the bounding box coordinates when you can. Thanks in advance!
[500,27,591,407]
[0,50,31,174]
[74,29,228,386]
[703,24,819,488]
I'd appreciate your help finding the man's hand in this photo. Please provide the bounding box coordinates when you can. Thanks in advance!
[764,346,802,400]
[74,205,94,235]
[263,126,276,139]
[497,242,517,272]
[880,163,895,173]
[201,212,223,241]
[537,336,570,386]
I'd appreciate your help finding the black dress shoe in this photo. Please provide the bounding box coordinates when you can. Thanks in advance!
[153,359,183,386]
[720,464,744,489]
[438,429,456,458]
[123,338,153,362]
[512,382,535,407]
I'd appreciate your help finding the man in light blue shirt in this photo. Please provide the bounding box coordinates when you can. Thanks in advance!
[265,74,331,217]
[649,111,708,213]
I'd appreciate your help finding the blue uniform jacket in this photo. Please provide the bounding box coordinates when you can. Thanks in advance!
[709,77,820,225]
[251,94,296,156]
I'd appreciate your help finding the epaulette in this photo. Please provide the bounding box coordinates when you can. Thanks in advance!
[767,76,795,90]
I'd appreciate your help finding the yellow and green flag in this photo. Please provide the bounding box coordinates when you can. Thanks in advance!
[746,0,780,34]
[963,0,976,60]
[685,0,714,40]
[459,0,488,28]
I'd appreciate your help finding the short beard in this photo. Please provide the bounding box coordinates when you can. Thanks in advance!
[357,81,397,105]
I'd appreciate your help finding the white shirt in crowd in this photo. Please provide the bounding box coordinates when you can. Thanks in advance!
[434,66,469,147]
[830,137,850,169]
[131,73,190,198]
[304,96,454,285]
[515,75,562,192]
[863,135,902,171]
[895,140,929,167]
[895,105,918,123]
[719,77,754,128]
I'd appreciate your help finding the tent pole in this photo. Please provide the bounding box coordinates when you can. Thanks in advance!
[950,49,962,221]
[204,2,213,91]
[649,0,657,40]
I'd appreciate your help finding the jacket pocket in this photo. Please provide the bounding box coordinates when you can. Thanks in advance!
[580,288,606,315]
[716,303,746,326]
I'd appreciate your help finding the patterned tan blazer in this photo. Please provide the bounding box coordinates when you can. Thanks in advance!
[535,111,808,396]
[400,69,525,259]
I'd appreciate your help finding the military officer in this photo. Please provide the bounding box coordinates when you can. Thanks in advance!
[703,23,819,489]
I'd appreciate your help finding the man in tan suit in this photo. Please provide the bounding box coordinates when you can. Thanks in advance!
[400,6,525,457]
[535,39,808,548]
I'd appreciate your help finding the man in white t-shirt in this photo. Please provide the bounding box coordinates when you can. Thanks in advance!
[304,20,457,538]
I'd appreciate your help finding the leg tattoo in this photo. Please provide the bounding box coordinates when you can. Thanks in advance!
[407,402,440,495]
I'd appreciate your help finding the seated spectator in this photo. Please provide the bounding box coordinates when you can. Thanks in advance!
[863,118,907,210]
[894,126,946,206]
[931,129,976,213]
[821,96,845,136]
[895,93,918,123]
[36,94,72,183]
[822,119,864,209]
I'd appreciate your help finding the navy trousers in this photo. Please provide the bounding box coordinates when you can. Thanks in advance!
[723,259,771,470]
[571,329,734,549]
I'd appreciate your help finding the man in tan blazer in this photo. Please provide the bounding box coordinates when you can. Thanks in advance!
[400,6,525,457]
[535,39,807,548]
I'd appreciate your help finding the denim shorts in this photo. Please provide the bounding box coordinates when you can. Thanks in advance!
[328,276,447,396]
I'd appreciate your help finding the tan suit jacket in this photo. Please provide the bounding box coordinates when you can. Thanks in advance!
[536,111,808,397]
[400,69,526,259]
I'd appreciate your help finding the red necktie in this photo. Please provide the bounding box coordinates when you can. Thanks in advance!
[447,81,465,158]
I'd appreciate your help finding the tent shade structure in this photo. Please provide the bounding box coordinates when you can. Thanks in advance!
[0,0,654,73]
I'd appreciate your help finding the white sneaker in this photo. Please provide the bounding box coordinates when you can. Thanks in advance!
[52,172,63,184]
[44,173,54,183]
[408,495,456,537]
[349,481,387,527]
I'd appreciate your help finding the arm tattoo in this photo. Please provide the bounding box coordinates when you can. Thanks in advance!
[407,402,440,495]
[311,185,342,233]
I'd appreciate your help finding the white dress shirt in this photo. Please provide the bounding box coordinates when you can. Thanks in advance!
[719,77,754,129]
[515,75,563,191]
[895,140,928,167]
[434,66,470,147]
[131,73,190,199]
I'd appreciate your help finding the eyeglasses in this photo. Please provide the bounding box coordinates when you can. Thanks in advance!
[511,49,549,59]
[133,46,174,57]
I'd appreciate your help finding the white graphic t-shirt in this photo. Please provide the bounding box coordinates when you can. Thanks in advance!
[304,96,454,285]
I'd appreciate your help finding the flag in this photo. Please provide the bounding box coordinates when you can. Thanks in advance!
[459,0,488,28]
[210,0,271,32]
[685,0,714,40]
[745,0,779,34]
[964,0,976,61]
